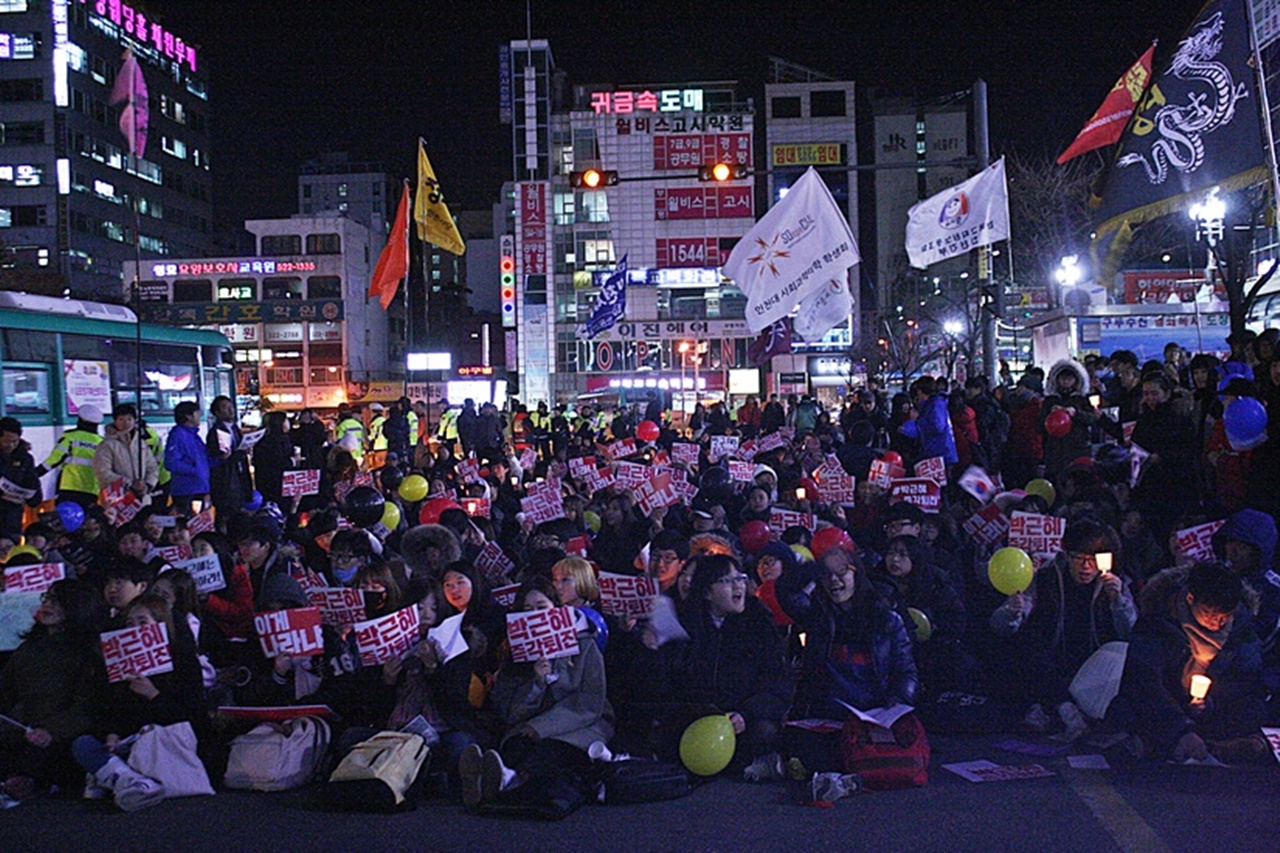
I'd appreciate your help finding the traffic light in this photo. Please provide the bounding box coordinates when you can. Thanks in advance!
[500,235,516,328]
[569,168,619,189]
[698,162,749,182]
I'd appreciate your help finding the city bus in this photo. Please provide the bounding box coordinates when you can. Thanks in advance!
[0,292,235,466]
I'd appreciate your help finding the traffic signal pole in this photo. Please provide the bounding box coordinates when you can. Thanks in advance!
[974,79,998,386]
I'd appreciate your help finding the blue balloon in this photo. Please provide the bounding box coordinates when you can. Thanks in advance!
[56,501,85,533]
[1224,397,1268,451]
[244,490,264,511]
[576,606,609,653]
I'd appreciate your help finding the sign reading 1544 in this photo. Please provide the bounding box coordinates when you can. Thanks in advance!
[656,237,736,268]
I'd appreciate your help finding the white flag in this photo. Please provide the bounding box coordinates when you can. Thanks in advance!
[722,167,859,333]
[905,157,1010,269]
[793,275,853,341]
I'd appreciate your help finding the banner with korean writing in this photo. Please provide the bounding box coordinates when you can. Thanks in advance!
[155,545,192,565]
[565,535,590,557]
[756,430,789,454]
[914,457,947,487]
[1008,512,1066,557]
[187,507,216,535]
[102,622,173,683]
[869,459,907,490]
[507,606,580,663]
[728,460,755,483]
[568,456,597,479]
[888,478,942,513]
[254,607,324,659]
[492,583,522,609]
[1175,519,1226,561]
[353,605,420,667]
[962,503,1010,548]
[171,553,225,594]
[671,443,700,467]
[307,587,366,631]
[813,459,856,505]
[334,471,376,505]
[709,435,739,462]
[769,508,817,534]
[598,572,660,618]
[521,490,565,525]
[582,466,616,493]
[605,438,637,461]
[3,562,65,595]
[476,541,516,587]
[614,461,649,491]
[734,439,758,462]
[281,469,321,497]
[635,473,679,516]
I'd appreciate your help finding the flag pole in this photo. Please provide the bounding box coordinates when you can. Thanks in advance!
[1246,1,1280,249]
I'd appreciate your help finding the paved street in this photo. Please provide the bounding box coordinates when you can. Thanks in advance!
[2,734,1276,851]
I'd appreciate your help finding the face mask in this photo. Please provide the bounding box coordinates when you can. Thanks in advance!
[333,565,358,584]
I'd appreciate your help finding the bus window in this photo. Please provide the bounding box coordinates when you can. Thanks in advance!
[2,328,57,363]
[2,366,51,414]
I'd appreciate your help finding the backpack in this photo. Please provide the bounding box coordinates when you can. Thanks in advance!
[595,759,692,805]
[325,732,429,812]
[839,712,930,790]
[223,715,331,792]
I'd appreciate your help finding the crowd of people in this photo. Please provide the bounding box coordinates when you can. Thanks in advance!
[1,332,1278,815]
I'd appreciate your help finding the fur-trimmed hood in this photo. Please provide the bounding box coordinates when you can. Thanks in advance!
[1046,359,1089,395]
[399,523,462,576]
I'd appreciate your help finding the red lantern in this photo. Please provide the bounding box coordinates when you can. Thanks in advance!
[637,420,661,443]
[810,526,855,559]
[1045,409,1073,438]
[739,520,772,554]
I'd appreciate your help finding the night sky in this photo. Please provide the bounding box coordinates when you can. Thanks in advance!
[154,0,1207,232]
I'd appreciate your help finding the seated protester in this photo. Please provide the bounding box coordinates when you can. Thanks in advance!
[869,536,972,696]
[550,556,600,612]
[1212,509,1280,662]
[102,558,156,627]
[647,529,690,593]
[400,523,462,581]
[1113,562,1269,763]
[751,541,799,627]
[191,531,255,661]
[441,561,507,705]
[62,505,116,588]
[989,518,1137,737]
[590,493,650,576]
[152,569,218,691]
[439,507,486,564]
[462,578,613,810]
[116,524,164,575]
[355,562,404,619]
[72,592,208,811]
[327,528,380,588]
[776,544,919,773]
[663,554,791,772]
[233,517,320,608]
[21,522,65,567]
[0,580,106,799]
[738,486,773,527]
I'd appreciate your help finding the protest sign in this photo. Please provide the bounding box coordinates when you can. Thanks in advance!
[0,477,36,504]
[728,460,755,483]
[456,458,482,485]
[171,553,225,594]
[915,457,947,487]
[281,469,321,497]
[614,461,650,490]
[240,429,267,451]
[1008,512,1066,557]
[334,471,376,504]
[521,490,566,525]
[306,587,366,631]
[635,472,679,516]
[101,622,173,683]
[963,503,1010,548]
[709,435,739,462]
[582,465,616,493]
[476,541,516,586]
[507,606,580,663]
[565,535,591,557]
[869,458,907,490]
[492,583,522,609]
[671,443,700,467]
[813,459,857,505]
[605,438,637,461]
[769,508,817,534]
[568,456,597,479]
[460,497,491,518]
[187,507,216,535]
[353,605,420,667]
[889,478,942,513]
[155,545,192,565]
[756,431,788,453]
[735,440,758,462]
[254,607,324,658]
[598,573,660,618]
[518,448,537,471]
[1175,519,1226,561]
[3,562,64,595]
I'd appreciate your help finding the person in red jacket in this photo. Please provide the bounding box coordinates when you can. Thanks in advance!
[1004,371,1045,488]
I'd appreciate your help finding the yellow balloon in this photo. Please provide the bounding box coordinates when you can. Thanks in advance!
[790,544,814,563]
[584,511,602,534]
[4,544,41,563]
[679,714,736,776]
[1025,478,1056,507]
[988,547,1034,595]
[907,607,932,642]
[380,501,402,531]
[398,474,429,503]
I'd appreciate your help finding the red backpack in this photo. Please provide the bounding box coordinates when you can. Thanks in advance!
[839,712,930,790]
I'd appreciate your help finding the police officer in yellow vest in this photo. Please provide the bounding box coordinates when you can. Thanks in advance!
[529,401,552,459]
[140,417,170,504]
[366,402,388,470]
[436,398,459,457]
[335,404,365,467]
[35,404,104,508]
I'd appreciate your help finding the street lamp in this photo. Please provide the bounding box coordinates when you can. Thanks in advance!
[1189,186,1226,292]
[1055,255,1082,289]
[942,319,964,381]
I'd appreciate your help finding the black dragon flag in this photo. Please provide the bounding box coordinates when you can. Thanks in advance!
[1093,0,1269,280]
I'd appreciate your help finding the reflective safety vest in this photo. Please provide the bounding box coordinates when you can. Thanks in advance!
[368,416,388,451]
[144,424,170,486]
[406,410,420,444]
[43,428,102,495]
[529,411,551,433]
[335,417,365,462]
[438,409,459,440]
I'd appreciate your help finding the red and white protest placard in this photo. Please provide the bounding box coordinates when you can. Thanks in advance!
[334,471,376,505]
[709,435,739,462]
[171,553,225,594]
[564,535,591,557]
[962,503,1010,548]
[476,541,516,587]
[814,459,857,505]
[756,430,788,454]
[635,472,679,516]
[735,439,758,462]
[353,605,420,667]
[461,497,491,518]
[598,572,660,619]
[3,562,65,595]
[769,508,817,533]
[728,459,755,483]
[671,443,700,467]
[888,478,942,513]
[869,459,907,490]
[456,458,482,485]
[568,456,597,479]
[281,469,322,497]
[1122,421,1136,447]
[521,490,566,525]
[1008,512,1066,557]
[1175,519,1226,561]
[518,448,538,472]
[507,606,580,663]
[307,587,366,631]
[526,477,561,500]
[101,622,173,683]
[254,607,324,659]
[492,583,522,609]
[605,438,637,461]
[614,461,650,490]
[187,507,216,535]
[582,466,616,493]
[672,477,699,504]
[1263,727,1280,766]
[914,457,948,487]
[155,545,192,565]
[103,482,142,526]
[651,450,670,466]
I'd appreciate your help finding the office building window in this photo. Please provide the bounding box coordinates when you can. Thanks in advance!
[772,96,801,118]
[0,121,43,146]
[261,234,301,255]
[173,280,212,302]
[306,233,341,254]
[0,78,41,102]
[810,90,846,117]
[307,276,342,299]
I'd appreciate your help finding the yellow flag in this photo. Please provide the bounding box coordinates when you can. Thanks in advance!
[414,139,466,255]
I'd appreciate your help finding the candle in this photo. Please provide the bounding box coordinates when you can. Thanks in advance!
[1189,674,1211,701]
[1089,394,1101,408]
[1095,552,1113,573]
[795,487,806,501]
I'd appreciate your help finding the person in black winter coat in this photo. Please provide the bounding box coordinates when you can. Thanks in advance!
[252,411,294,509]
[0,417,43,541]
[1039,359,1101,482]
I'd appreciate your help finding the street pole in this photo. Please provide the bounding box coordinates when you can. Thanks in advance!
[974,79,998,385]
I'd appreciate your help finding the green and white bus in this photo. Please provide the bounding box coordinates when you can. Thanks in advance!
[0,292,235,464]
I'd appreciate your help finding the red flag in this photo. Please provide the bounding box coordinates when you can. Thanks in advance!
[109,50,149,158]
[1057,44,1155,164]
[369,182,409,310]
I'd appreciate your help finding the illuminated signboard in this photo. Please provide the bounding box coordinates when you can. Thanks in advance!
[83,0,198,72]
[141,300,343,325]
[0,165,42,186]
[771,144,844,167]
[590,88,703,115]
[653,134,751,170]
[457,366,495,377]
[0,34,37,60]
[655,186,752,221]
[151,260,319,278]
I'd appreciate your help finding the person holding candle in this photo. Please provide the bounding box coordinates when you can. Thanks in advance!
[1115,561,1268,763]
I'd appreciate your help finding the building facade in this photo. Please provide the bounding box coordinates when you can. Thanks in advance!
[0,0,212,300]
[297,152,395,240]
[123,215,406,414]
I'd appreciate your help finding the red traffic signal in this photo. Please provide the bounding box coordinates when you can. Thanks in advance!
[698,162,749,182]
[570,168,619,189]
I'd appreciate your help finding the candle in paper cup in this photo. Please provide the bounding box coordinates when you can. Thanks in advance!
[795,487,806,501]
[1088,394,1101,409]
[1095,552,1113,573]
[1190,674,1211,701]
